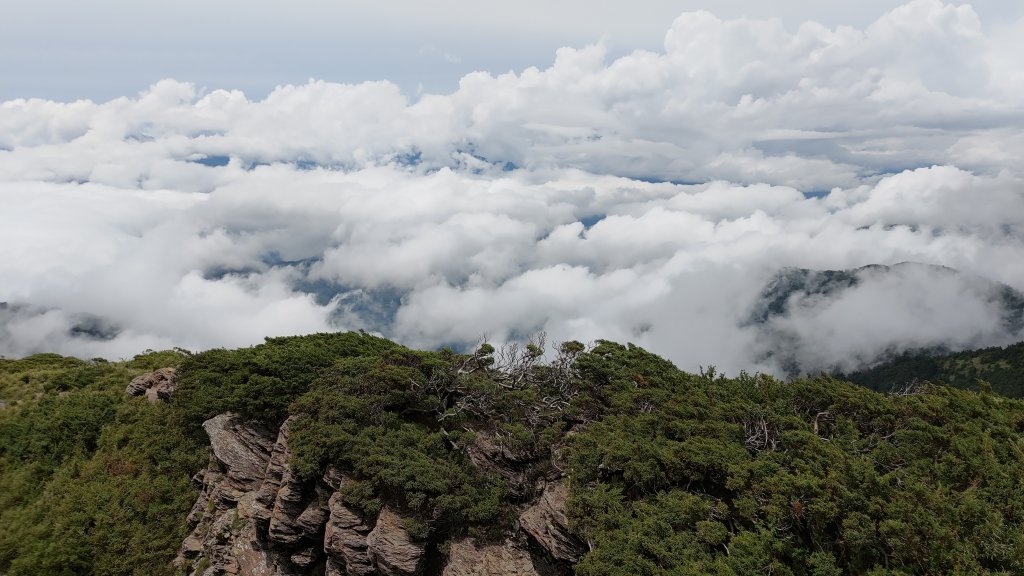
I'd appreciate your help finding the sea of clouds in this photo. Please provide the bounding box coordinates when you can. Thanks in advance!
[2,0,1023,375]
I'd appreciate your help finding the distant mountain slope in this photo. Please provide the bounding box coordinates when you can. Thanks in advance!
[746,262,1024,376]
[842,340,1024,397]
[750,263,1024,333]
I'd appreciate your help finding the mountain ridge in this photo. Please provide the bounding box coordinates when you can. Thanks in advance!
[4,332,1024,574]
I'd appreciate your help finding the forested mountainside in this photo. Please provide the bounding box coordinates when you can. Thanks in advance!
[3,332,1024,576]
[844,341,1024,398]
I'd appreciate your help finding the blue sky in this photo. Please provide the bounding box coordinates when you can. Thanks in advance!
[4,0,1023,102]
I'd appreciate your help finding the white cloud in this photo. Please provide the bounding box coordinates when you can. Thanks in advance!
[751,263,1021,373]
[1,1,1023,376]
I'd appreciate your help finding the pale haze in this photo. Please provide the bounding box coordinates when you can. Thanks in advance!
[1,0,1023,376]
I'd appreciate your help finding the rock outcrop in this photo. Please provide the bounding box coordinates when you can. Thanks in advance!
[466,430,534,499]
[324,482,375,576]
[366,507,425,576]
[442,539,539,576]
[203,414,276,494]
[125,367,178,402]
[519,481,585,563]
[175,412,577,576]
[175,413,297,576]
[253,418,331,549]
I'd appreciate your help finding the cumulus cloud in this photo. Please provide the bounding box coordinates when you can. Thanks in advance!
[1,0,1023,376]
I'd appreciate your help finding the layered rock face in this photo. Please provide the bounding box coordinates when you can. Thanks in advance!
[174,414,578,576]
[324,487,374,576]
[465,431,534,499]
[174,414,292,576]
[251,418,332,553]
[441,540,539,576]
[366,508,425,576]
[519,481,585,564]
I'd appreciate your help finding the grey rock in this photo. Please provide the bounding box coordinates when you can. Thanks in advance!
[175,414,301,576]
[519,481,584,563]
[251,417,331,548]
[290,545,321,568]
[366,507,425,576]
[124,367,178,402]
[203,414,276,494]
[442,539,540,576]
[175,477,296,576]
[466,430,533,498]
[253,417,293,524]
[324,488,375,576]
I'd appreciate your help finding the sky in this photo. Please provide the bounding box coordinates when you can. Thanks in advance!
[4,0,1024,101]
[2,0,1024,375]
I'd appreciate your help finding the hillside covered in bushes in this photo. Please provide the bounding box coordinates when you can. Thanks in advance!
[844,341,1024,398]
[3,332,1024,575]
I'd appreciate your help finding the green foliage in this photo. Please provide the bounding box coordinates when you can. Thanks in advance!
[0,354,89,402]
[4,333,1024,575]
[0,390,119,468]
[845,341,1024,397]
[566,344,1024,575]
[124,349,190,371]
[286,351,513,540]
[172,331,400,427]
[0,354,205,576]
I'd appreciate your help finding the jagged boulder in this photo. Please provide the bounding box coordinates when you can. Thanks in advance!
[292,484,332,538]
[519,481,584,563]
[442,539,540,576]
[289,545,322,569]
[124,367,178,402]
[203,414,276,495]
[366,507,425,576]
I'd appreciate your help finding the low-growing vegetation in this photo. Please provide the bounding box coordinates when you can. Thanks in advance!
[2,332,1024,575]
[845,341,1024,397]
[0,350,204,576]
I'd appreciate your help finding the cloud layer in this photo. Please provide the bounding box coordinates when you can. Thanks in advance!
[2,0,1023,375]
